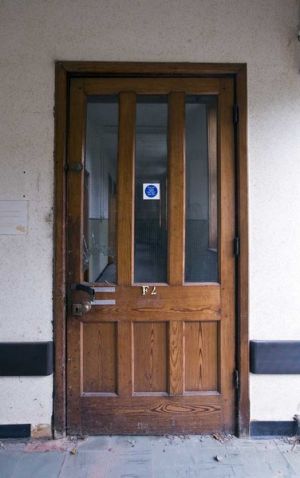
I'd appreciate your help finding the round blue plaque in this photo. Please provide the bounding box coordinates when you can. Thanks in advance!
[145,184,158,198]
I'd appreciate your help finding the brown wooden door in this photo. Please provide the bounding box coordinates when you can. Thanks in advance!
[66,77,236,435]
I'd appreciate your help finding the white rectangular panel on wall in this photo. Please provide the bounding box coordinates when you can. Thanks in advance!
[0,200,28,235]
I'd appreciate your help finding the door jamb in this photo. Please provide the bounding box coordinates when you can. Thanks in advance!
[53,61,249,437]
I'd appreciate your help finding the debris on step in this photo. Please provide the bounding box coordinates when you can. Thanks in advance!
[127,439,136,447]
[212,433,233,443]
[214,455,225,462]
[70,447,77,455]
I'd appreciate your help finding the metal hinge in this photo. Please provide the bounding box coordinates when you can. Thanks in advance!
[233,369,239,389]
[233,236,240,257]
[233,104,239,125]
[65,162,83,172]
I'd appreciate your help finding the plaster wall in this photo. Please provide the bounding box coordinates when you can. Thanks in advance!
[0,0,300,429]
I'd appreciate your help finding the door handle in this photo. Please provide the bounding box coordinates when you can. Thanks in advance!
[70,283,95,317]
[71,283,95,301]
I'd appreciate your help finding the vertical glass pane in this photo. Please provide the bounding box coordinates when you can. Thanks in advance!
[134,96,168,283]
[84,96,118,283]
[185,96,218,282]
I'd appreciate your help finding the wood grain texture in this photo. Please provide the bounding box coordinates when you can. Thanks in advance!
[67,80,86,282]
[184,322,218,392]
[82,323,117,394]
[117,92,135,285]
[66,80,87,435]
[118,321,133,397]
[218,78,236,430]
[133,322,167,393]
[67,319,82,434]
[169,321,184,395]
[168,92,185,285]
[82,285,221,322]
[80,395,224,435]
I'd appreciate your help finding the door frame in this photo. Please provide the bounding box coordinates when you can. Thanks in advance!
[53,61,249,437]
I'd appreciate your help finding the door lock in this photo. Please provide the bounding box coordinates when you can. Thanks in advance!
[70,283,95,317]
[72,300,92,317]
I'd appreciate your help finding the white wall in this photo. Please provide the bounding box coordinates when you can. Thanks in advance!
[0,0,300,430]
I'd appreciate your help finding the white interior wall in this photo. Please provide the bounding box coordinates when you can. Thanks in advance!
[0,0,300,429]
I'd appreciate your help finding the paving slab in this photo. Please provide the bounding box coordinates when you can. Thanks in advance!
[0,435,300,477]
[0,452,23,478]
[11,451,65,478]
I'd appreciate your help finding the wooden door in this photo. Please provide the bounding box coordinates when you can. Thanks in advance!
[66,77,236,435]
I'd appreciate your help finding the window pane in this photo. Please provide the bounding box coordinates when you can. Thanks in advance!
[84,96,118,283]
[185,96,218,282]
[134,96,168,283]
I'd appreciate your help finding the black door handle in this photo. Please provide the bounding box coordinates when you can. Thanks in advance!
[71,283,95,301]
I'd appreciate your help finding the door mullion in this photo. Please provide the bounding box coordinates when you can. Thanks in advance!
[117,92,136,285]
[168,92,186,285]
[169,321,184,395]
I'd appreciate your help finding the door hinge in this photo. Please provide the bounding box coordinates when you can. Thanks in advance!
[233,369,239,389]
[65,162,83,172]
[233,104,239,125]
[233,236,240,257]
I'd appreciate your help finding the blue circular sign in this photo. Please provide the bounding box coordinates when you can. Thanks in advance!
[145,184,158,198]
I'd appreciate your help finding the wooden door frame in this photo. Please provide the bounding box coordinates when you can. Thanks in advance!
[53,61,249,437]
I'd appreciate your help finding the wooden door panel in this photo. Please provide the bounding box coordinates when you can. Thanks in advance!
[66,76,236,435]
[80,395,222,435]
[184,321,219,392]
[169,321,184,395]
[82,322,118,394]
[133,322,168,394]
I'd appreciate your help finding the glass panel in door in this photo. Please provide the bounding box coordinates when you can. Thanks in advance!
[134,96,168,283]
[84,96,118,283]
[185,95,219,283]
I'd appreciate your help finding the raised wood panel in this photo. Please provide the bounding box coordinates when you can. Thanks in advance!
[133,322,167,394]
[169,321,184,395]
[184,322,218,392]
[80,395,223,435]
[82,322,117,394]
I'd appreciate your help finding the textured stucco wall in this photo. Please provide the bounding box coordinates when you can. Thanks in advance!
[0,0,300,429]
